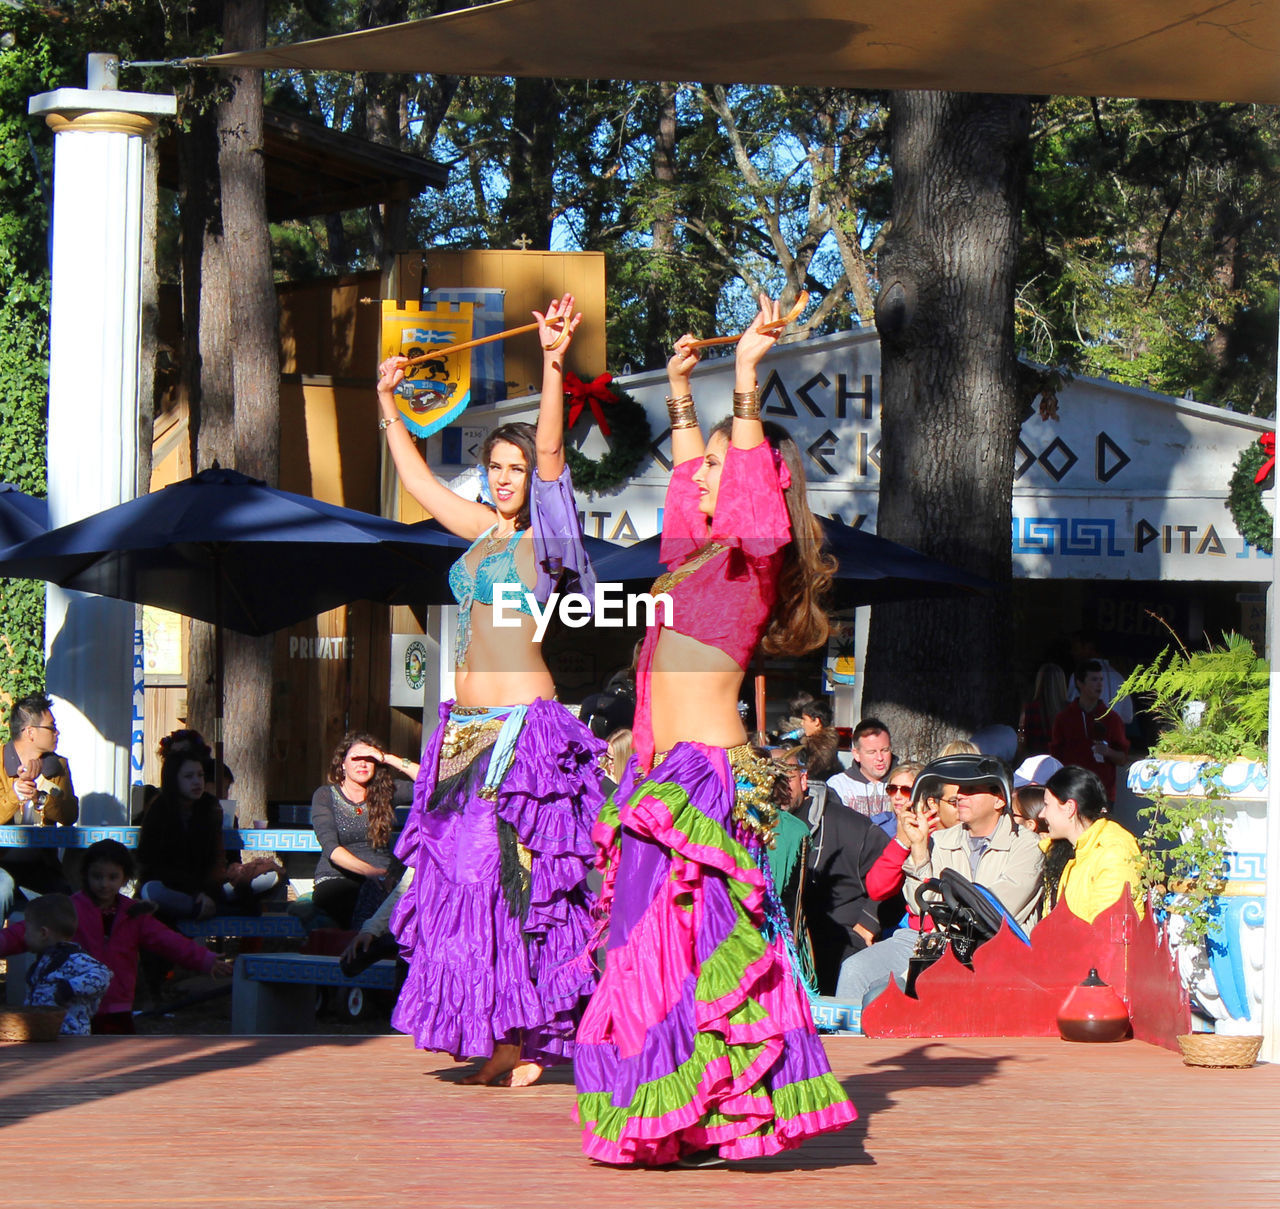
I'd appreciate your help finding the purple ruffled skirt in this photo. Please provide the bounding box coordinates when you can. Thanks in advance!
[390,698,604,1066]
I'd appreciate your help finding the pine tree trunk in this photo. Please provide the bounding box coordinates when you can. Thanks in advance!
[864,91,1030,759]
[502,77,557,248]
[179,70,230,752]
[218,0,279,822]
[642,82,678,368]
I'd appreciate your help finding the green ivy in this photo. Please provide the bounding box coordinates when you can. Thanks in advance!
[1135,772,1230,948]
[0,12,61,722]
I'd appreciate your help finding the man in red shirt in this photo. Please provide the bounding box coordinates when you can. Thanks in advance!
[1050,661,1130,800]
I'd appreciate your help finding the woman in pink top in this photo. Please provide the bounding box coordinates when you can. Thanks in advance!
[574,298,856,1167]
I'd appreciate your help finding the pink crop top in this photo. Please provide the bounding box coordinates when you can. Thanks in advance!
[634,439,792,769]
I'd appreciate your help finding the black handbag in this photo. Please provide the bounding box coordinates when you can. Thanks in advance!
[903,868,1018,997]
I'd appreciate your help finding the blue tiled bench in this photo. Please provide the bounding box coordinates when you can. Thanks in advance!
[176,914,307,942]
[0,825,321,852]
[232,952,397,1034]
[811,997,863,1035]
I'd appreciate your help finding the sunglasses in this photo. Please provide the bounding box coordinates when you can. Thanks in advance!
[885,784,913,797]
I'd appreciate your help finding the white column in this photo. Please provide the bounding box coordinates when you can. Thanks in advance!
[1261,325,1280,1060]
[27,83,175,824]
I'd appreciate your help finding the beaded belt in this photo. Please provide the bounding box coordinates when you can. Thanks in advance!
[651,741,779,847]
[440,704,528,799]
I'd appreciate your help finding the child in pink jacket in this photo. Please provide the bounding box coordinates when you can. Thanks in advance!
[0,839,231,1032]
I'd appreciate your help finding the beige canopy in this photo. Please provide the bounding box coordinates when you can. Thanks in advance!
[206,0,1279,104]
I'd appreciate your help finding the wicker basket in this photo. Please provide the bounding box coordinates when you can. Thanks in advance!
[0,1007,66,1043]
[1177,1033,1263,1068]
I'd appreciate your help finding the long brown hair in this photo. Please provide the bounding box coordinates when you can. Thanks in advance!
[710,418,835,656]
[481,422,537,530]
[327,732,396,851]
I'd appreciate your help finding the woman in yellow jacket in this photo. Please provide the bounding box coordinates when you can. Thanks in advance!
[1041,765,1144,922]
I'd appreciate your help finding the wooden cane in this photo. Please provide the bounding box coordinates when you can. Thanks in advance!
[683,292,810,351]
[400,318,566,368]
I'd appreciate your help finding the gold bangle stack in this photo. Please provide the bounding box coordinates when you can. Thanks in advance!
[732,388,761,419]
[666,394,699,430]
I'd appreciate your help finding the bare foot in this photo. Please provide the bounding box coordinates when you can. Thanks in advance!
[499,1061,544,1088]
[457,1043,520,1085]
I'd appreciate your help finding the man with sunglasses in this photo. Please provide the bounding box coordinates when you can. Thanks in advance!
[0,694,78,920]
[901,754,1043,934]
[835,755,1042,1010]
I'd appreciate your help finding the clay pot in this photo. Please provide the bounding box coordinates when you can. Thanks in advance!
[1057,968,1130,1043]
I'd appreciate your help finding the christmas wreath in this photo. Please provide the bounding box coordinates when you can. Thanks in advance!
[562,371,652,495]
[1227,434,1275,554]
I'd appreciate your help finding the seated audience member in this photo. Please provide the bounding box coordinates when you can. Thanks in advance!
[827,718,895,817]
[901,754,1044,933]
[929,776,961,829]
[1041,765,1144,921]
[877,761,924,837]
[19,892,112,1035]
[602,728,633,791]
[0,694,78,919]
[758,748,813,961]
[969,724,1018,765]
[341,866,413,975]
[138,752,283,922]
[136,728,213,818]
[777,746,900,994]
[1014,753,1063,789]
[1019,662,1068,756]
[835,771,945,1006]
[580,668,637,740]
[1012,785,1047,833]
[796,697,842,781]
[1050,660,1130,801]
[311,733,417,930]
[0,839,232,1033]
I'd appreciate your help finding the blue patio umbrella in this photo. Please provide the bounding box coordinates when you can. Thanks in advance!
[591,514,994,604]
[0,484,48,549]
[0,468,470,778]
[0,468,469,634]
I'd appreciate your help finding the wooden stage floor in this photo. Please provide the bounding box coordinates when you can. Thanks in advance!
[1,1033,1276,1207]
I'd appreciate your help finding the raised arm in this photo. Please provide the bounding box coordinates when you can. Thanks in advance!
[533,293,582,481]
[731,294,781,450]
[377,357,500,541]
[666,336,705,467]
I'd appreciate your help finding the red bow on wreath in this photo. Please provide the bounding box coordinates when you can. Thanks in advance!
[1254,433,1275,485]
[565,371,617,438]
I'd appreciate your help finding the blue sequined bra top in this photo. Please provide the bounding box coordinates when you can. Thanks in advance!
[448,527,534,665]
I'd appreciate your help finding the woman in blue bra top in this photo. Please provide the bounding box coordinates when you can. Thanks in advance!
[376,295,604,1088]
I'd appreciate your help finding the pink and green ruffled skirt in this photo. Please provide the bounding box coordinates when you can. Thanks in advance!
[574,742,855,1165]
[390,698,603,1067]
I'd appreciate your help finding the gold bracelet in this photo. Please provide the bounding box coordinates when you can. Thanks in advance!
[732,388,761,419]
[666,394,699,430]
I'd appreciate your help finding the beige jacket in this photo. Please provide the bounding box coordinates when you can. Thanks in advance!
[902,811,1044,931]
[0,746,78,826]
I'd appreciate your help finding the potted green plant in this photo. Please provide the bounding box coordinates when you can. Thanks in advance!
[1118,627,1267,1059]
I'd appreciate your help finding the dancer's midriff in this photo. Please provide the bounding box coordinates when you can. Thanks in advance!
[454,604,555,707]
[649,628,749,755]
